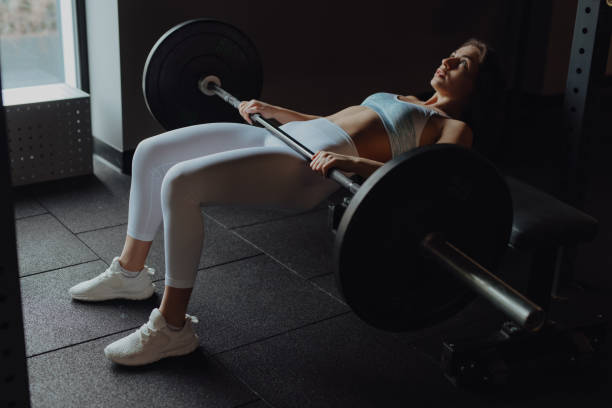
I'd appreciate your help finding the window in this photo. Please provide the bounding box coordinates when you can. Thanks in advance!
[0,0,80,90]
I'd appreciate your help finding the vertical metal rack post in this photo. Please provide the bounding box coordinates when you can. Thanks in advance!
[0,57,31,407]
[562,0,612,208]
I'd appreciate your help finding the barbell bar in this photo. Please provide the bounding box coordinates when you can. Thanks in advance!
[421,233,544,331]
[142,18,545,333]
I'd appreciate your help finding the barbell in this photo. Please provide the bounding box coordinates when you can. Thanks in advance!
[142,18,545,333]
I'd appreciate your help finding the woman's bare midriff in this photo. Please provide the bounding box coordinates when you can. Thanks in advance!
[325,96,445,162]
[325,106,392,162]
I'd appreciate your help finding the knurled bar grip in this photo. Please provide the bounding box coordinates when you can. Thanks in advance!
[208,83,361,194]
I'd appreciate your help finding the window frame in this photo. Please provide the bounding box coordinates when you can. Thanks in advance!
[74,0,89,93]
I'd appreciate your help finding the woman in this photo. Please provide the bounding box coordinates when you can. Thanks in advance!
[68,38,504,366]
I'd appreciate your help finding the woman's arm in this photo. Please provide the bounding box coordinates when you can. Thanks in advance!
[436,120,473,147]
[239,100,320,125]
[311,151,384,180]
[351,157,385,179]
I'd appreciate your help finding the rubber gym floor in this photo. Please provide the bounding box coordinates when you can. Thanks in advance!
[12,95,612,407]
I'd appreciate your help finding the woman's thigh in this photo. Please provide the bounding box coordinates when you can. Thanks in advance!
[135,117,358,176]
[161,118,360,210]
[162,145,340,212]
[133,122,271,176]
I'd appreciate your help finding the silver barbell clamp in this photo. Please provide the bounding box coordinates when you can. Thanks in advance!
[198,75,222,96]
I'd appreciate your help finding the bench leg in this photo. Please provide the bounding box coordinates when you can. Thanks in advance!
[526,246,562,313]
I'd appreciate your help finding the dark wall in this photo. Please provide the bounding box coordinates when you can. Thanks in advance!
[116,0,528,150]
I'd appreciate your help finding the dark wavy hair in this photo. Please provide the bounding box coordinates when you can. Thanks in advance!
[460,39,507,161]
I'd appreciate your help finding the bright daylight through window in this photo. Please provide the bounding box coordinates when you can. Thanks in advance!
[0,0,79,93]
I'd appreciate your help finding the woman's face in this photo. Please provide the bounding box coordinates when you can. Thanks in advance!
[431,45,481,100]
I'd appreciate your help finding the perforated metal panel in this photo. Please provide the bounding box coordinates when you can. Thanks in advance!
[5,94,92,186]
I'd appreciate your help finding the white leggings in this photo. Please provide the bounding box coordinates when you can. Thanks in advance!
[127,118,359,288]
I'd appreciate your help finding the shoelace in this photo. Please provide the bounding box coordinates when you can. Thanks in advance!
[138,323,154,342]
[98,268,119,281]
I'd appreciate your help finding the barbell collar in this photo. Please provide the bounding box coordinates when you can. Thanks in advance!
[199,75,222,96]
[207,82,361,194]
[420,232,545,332]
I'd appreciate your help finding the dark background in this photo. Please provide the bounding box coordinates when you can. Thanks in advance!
[112,0,610,293]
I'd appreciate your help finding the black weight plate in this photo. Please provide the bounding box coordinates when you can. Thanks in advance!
[143,19,263,130]
[335,144,513,332]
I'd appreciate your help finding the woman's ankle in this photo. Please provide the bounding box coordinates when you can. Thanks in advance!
[118,258,144,273]
[119,236,153,272]
[159,307,186,328]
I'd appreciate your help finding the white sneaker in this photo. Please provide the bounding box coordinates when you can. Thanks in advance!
[69,256,156,301]
[104,308,200,366]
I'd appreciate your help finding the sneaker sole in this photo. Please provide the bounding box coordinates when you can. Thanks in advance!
[108,338,200,366]
[71,286,155,302]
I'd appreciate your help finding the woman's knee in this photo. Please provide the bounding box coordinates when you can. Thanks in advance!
[132,137,167,175]
[160,164,201,208]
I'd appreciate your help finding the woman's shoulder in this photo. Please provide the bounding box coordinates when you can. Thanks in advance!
[425,115,471,144]
[433,117,473,146]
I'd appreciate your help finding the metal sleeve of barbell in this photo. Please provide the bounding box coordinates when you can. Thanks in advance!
[420,233,546,332]
[210,84,361,194]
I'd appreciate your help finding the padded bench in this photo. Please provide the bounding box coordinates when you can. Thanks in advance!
[504,176,599,312]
